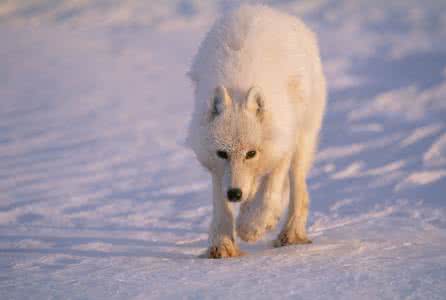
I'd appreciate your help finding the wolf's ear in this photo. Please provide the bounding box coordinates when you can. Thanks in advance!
[245,86,264,120]
[210,85,231,118]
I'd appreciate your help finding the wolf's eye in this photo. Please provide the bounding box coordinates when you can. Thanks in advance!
[216,150,229,159]
[246,150,257,159]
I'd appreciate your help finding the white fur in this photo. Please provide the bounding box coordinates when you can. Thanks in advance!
[187,5,326,258]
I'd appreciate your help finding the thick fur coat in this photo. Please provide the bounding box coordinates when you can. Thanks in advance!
[187,5,326,258]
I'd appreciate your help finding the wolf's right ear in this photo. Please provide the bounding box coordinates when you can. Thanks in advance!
[209,86,231,118]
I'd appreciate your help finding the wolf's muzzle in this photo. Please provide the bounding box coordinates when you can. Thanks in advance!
[227,188,242,202]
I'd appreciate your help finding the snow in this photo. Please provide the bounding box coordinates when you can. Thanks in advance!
[1,0,445,299]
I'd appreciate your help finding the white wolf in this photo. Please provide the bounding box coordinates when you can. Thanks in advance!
[187,5,326,258]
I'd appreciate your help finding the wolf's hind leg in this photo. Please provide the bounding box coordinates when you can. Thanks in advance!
[237,155,291,242]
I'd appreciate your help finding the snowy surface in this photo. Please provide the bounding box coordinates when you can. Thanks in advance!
[1,1,446,299]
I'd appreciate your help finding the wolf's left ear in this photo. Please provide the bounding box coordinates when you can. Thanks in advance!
[245,86,264,120]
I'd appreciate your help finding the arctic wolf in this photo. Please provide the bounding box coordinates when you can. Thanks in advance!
[187,5,326,258]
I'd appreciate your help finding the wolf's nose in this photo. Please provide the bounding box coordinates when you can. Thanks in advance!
[227,188,242,202]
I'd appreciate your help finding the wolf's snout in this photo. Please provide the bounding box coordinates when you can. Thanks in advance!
[227,188,242,202]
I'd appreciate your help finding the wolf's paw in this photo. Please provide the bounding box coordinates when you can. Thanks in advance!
[273,230,312,248]
[207,238,245,259]
[237,205,281,243]
[236,220,263,243]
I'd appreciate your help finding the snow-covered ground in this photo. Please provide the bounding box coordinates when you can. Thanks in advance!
[1,1,446,299]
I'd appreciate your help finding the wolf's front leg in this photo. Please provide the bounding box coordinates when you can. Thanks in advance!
[236,155,291,242]
[207,174,243,259]
[274,156,312,247]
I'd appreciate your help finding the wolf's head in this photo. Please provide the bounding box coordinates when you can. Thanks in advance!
[203,85,272,203]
